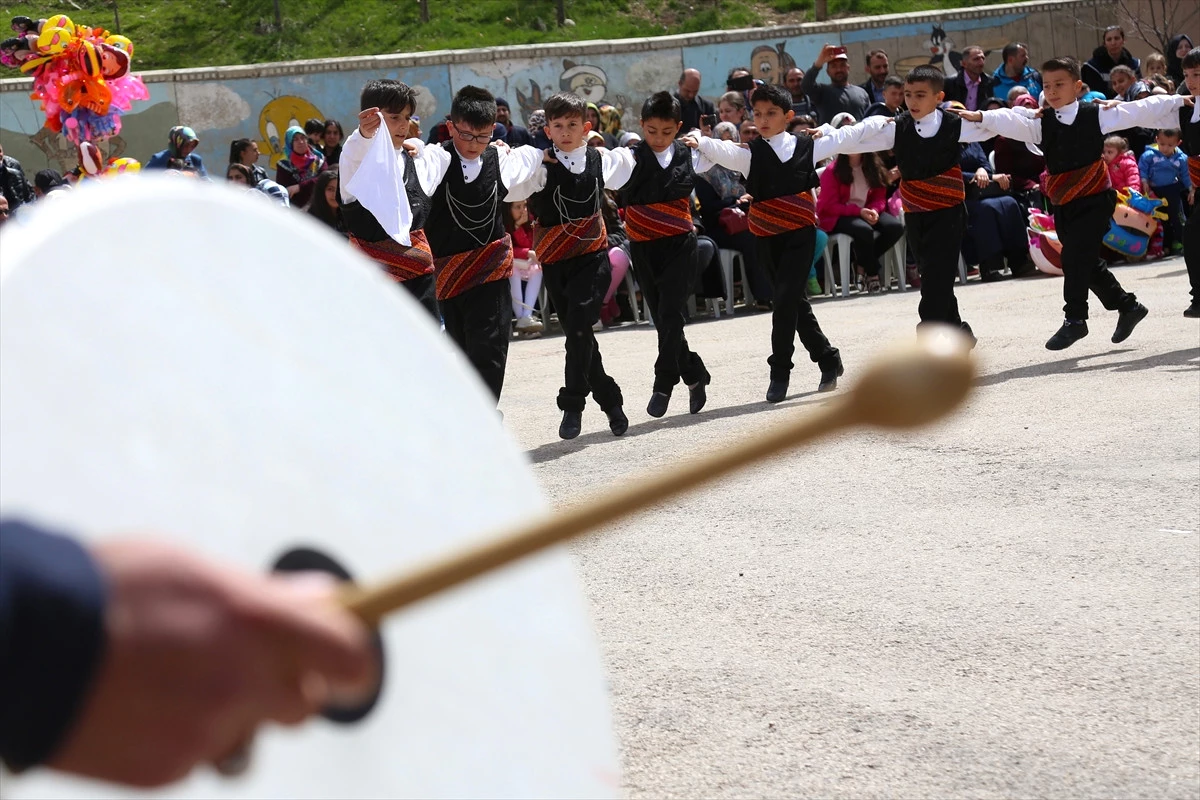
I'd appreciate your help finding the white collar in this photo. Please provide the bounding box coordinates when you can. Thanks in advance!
[1052,101,1080,123]
[765,130,791,146]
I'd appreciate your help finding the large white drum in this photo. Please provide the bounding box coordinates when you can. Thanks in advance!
[0,178,620,799]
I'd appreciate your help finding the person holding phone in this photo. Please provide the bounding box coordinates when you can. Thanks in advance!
[801,44,871,123]
[675,68,715,133]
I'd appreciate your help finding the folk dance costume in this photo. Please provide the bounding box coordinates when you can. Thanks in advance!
[835,110,997,336]
[692,125,878,396]
[511,145,634,433]
[419,141,544,400]
[618,141,711,414]
[1182,102,1200,316]
[339,128,440,318]
[979,95,1188,346]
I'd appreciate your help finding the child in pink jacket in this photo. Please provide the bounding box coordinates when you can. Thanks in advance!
[1103,135,1141,192]
[816,152,904,293]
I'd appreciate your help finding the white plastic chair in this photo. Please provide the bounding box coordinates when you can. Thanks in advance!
[879,235,908,291]
[717,248,746,312]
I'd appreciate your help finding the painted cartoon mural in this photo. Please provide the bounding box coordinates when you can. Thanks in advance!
[1,3,1110,175]
[257,94,324,167]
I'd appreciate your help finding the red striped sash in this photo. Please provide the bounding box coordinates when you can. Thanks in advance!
[434,237,514,301]
[624,197,694,242]
[1044,159,1111,206]
[1189,157,1200,193]
[532,214,608,264]
[349,231,434,282]
[899,166,966,213]
[746,192,817,237]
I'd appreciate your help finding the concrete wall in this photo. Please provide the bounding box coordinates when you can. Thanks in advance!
[0,0,1143,176]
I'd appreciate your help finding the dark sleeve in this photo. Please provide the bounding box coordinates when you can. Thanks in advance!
[800,67,824,100]
[0,519,108,771]
[693,177,732,231]
[275,161,298,187]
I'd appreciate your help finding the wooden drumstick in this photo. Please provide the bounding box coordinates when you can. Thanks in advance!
[341,330,976,626]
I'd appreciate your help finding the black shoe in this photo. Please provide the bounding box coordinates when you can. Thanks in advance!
[1007,252,1036,277]
[1045,320,1088,350]
[818,362,844,393]
[1185,302,1200,319]
[766,376,789,403]
[688,382,707,414]
[559,410,582,440]
[606,406,628,436]
[1112,303,1148,343]
[960,321,978,350]
[980,270,1010,283]
[647,392,670,418]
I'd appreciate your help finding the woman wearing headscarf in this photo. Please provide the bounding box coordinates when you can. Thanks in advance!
[585,102,617,148]
[1081,26,1141,99]
[1166,34,1195,90]
[274,125,325,208]
[145,126,207,177]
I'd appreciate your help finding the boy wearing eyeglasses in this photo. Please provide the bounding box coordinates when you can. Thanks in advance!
[414,86,546,402]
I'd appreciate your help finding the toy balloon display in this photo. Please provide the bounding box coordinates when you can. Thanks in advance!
[2,13,148,144]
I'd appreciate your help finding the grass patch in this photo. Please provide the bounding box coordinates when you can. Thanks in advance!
[0,0,1012,70]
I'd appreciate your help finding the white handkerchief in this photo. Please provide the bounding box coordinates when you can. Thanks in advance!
[344,114,413,245]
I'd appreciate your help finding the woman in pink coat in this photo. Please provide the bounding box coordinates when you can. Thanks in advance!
[816,150,904,293]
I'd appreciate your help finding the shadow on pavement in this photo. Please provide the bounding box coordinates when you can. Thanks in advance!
[526,388,832,464]
[976,347,1200,388]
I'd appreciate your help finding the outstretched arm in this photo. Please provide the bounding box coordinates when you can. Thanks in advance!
[811,115,895,160]
[685,132,751,177]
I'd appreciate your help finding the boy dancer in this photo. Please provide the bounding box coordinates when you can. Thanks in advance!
[686,78,890,401]
[823,66,1005,344]
[618,91,711,418]
[416,86,545,401]
[959,56,1189,349]
[507,92,636,439]
[340,79,439,318]
[1181,47,1200,318]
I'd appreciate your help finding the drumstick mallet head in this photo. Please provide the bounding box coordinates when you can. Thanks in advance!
[342,327,976,626]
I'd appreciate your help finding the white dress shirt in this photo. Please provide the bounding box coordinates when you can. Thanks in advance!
[504,143,639,200]
[979,95,1188,144]
[415,141,545,201]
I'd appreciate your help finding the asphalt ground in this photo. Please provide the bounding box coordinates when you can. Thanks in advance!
[499,256,1200,800]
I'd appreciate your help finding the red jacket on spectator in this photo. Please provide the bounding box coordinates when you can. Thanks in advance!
[510,222,534,260]
[1106,150,1141,193]
[815,164,887,233]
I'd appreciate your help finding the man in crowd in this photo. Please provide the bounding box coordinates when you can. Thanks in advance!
[802,44,870,122]
[866,75,905,117]
[495,97,532,146]
[944,46,997,110]
[783,67,816,120]
[860,49,890,103]
[0,142,34,215]
[675,68,715,132]
[992,42,1042,100]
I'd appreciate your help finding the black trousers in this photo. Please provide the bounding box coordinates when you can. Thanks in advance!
[830,212,905,276]
[1054,192,1137,321]
[1186,194,1200,302]
[755,226,840,380]
[906,205,966,326]
[440,280,513,402]
[400,273,440,320]
[542,251,624,413]
[630,232,711,395]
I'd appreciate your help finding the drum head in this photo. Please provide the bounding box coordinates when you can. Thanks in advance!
[0,178,619,799]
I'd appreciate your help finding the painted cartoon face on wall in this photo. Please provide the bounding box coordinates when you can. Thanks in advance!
[559,60,607,103]
[749,43,796,86]
[257,95,323,167]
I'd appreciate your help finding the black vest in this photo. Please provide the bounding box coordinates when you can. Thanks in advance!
[1041,103,1105,175]
[893,111,962,181]
[426,144,507,257]
[619,141,694,207]
[745,134,817,201]
[1181,105,1200,161]
[341,150,430,242]
[528,147,603,227]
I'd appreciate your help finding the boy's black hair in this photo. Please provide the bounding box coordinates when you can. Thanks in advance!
[640,91,681,123]
[883,74,905,90]
[749,83,793,113]
[304,118,324,136]
[1158,128,1182,139]
[905,65,945,92]
[360,79,416,115]
[1042,56,1081,80]
[1182,47,1200,71]
[543,91,586,122]
[451,86,498,129]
